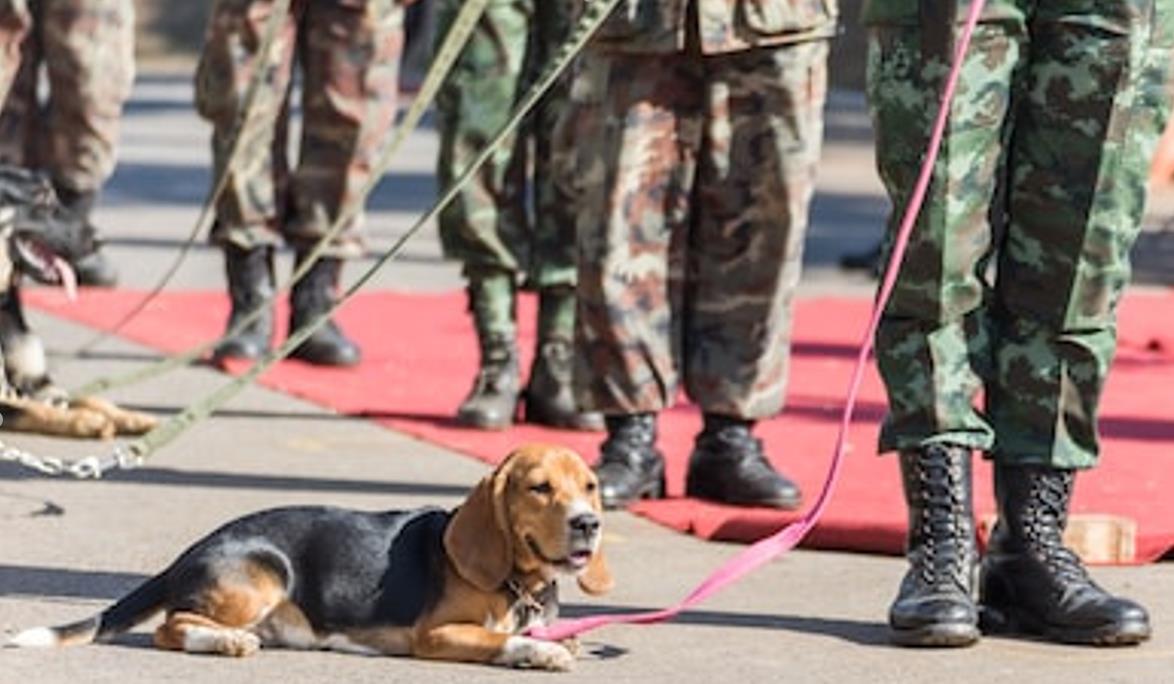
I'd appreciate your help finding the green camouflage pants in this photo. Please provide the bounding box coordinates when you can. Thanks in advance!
[571,41,829,418]
[196,0,403,258]
[434,0,576,288]
[0,0,135,194]
[868,0,1174,468]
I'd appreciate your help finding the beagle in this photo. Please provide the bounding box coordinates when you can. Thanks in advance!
[7,444,612,670]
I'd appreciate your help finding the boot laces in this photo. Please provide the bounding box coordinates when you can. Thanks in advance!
[699,425,765,459]
[1024,473,1089,586]
[914,456,970,587]
[600,418,655,466]
[471,350,514,394]
[535,339,573,381]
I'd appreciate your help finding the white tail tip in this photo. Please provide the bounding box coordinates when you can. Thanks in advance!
[6,626,58,648]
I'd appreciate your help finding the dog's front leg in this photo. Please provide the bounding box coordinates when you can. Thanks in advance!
[415,624,574,671]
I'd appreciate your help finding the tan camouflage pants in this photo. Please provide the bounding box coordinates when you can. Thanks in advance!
[571,41,829,419]
[197,0,403,258]
[0,0,135,194]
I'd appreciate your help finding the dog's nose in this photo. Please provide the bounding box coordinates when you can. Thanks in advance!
[569,512,601,538]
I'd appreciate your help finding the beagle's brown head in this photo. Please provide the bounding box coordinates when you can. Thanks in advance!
[444,444,612,596]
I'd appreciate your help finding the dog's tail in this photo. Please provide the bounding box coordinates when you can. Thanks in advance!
[6,572,167,648]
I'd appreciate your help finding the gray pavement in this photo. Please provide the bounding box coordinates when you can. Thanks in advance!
[1,72,1171,683]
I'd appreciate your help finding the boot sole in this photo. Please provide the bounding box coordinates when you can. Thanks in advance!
[455,413,515,431]
[979,604,1151,646]
[601,476,666,511]
[685,483,802,511]
[889,622,980,648]
[210,345,267,364]
[455,399,521,431]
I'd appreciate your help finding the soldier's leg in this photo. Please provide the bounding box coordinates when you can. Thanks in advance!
[521,0,601,431]
[196,0,298,360]
[284,0,403,368]
[678,42,827,511]
[434,0,533,427]
[977,0,1172,646]
[867,14,1023,647]
[572,50,703,507]
[38,0,135,286]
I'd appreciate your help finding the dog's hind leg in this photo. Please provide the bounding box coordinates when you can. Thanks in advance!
[153,561,287,657]
[154,611,262,657]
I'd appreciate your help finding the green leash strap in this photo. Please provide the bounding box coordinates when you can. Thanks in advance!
[72,0,495,397]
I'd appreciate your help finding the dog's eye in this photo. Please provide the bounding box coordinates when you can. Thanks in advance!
[529,482,553,496]
[585,481,597,493]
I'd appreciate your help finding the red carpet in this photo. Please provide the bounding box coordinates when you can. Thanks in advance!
[24,287,1174,563]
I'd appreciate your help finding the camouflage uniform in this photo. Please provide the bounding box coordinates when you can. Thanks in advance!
[871,1,1171,648]
[435,0,576,298]
[196,0,405,258]
[569,0,836,419]
[0,0,135,196]
[866,0,1174,468]
[438,0,605,431]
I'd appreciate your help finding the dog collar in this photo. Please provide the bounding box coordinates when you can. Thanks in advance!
[504,578,557,630]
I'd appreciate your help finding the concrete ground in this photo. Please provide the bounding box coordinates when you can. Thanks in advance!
[1,72,1172,683]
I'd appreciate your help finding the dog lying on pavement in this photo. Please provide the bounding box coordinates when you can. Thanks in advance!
[0,165,155,438]
[7,444,612,671]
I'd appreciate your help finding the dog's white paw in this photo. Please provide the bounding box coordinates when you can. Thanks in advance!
[496,636,575,671]
[222,630,261,658]
[183,626,260,657]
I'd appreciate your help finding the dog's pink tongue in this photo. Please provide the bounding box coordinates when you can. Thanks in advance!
[51,255,77,301]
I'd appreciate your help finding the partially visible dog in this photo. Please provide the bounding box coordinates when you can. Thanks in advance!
[0,165,154,438]
[7,444,612,671]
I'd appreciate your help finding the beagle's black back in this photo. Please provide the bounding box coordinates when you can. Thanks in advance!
[162,506,452,630]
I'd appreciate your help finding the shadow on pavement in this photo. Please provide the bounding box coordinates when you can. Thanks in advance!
[104,161,436,214]
[563,603,889,646]
[0,465,471,499]
[0,564,146,601]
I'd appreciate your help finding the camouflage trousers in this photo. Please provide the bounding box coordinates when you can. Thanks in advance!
[0,0,135,194]
[868,0,1174,468]
[435,0,576,289]
[197,0,403,258]
[571,41,829,418]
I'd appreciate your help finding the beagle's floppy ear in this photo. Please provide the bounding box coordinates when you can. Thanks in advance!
[576,545,614,596]
[444,464,513,592]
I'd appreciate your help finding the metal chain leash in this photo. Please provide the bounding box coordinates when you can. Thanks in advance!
[0,439,139,479]
[8,0,622,478]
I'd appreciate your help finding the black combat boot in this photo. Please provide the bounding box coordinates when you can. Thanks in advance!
[978,464,1150,645]
[288,252,361,367]
[456,332,520,429]
[212,245,275,362]
[525,337,605,430]
[595,413,664,509]
[888,444,980,647]
[456,269,520,429]
[523,286,603,431]
[684,414,801,509]
[55,187,118,287]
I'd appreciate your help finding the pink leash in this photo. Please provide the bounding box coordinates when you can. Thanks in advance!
[529,0,987,643]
